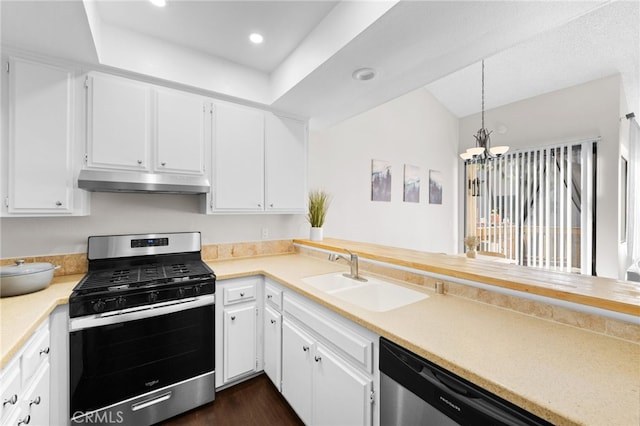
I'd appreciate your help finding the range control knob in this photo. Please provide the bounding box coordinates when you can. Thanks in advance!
[148,291,159,303]
[177,287,186,298]
[194,285,202,295]
[115,296,127,309]
[93,300,106,313]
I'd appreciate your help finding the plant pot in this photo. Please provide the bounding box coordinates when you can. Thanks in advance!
[310,227,323,241]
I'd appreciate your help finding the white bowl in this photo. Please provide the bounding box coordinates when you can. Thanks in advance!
[0,260,58,297]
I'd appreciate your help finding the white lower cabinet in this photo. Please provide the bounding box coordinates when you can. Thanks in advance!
[313,344,372,426]
[223,303,258,382]
[263,304,282,391]
[216,276,263,388]
[0,319,50,426]
[282,318,314,424]
[282,293,376,426]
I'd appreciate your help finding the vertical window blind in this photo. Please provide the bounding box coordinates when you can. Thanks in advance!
[464,139,597,274]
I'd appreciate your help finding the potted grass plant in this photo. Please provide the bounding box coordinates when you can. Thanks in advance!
[307,189,330,241]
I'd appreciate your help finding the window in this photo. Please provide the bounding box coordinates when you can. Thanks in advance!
[463,140,597,274]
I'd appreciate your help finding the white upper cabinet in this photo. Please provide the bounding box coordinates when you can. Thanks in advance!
[86,72,151,171]
[85,72,208,175]
[2,57,88,216]
[155,88,208,175]
[208,104,307,214]
[264,114,307,212]
[211,102,265,212]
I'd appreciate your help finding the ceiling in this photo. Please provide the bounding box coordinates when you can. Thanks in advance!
[1,1,638,129]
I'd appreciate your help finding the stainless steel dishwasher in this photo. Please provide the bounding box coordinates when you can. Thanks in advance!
[379,337,553,426]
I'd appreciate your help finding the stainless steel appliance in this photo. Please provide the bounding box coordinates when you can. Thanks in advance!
[379,337,553,426]
[69,232,215,426]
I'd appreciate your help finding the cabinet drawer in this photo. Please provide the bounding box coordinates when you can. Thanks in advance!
[22,326,50,385]
[284,295,373,373]
[265,281,283,311]
[223,283,257,305]
[0,362,21,421]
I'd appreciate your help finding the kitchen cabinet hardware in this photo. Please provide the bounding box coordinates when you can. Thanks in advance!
[29,396,41,407]
[3,394,17,406]
[314,355,322,362]
[267,294,273,299]
[18,414,31,425]
[137,160,143,165]
[270,319,276,324]
[231,316,236,321]
[302,345,309,352]
[55,201,62,207]
[39,347,50,355]
[240,292,245,297]
[161,162,166,166]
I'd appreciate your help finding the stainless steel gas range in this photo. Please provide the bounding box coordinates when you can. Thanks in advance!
[68,232,215,426]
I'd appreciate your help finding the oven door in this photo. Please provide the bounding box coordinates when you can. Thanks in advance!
[69,295,215,424]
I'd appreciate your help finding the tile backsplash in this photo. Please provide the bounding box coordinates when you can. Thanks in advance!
[0,239,295,277]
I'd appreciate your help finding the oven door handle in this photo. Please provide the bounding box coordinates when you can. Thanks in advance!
[69,294,215,331]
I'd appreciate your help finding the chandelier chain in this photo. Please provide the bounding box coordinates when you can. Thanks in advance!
[481,60,485,130]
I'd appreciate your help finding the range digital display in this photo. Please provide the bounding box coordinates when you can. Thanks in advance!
[131,238,169,248]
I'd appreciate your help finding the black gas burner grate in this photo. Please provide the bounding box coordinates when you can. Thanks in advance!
[74,260,212,293]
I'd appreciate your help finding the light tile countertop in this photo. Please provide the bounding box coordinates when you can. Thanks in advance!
[1,253,638,426]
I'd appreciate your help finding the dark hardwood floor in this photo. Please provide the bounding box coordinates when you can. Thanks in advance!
[159,374,304,426]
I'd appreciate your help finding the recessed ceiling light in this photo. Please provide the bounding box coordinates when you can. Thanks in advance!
[249,33,264,44]
[352,68,376,81]
[149,0,167,7]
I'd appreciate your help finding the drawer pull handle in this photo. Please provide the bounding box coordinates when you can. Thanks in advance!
[240,292,245,297]
[39,347,50,355]
[314,356,322,363]
[270,319,276,324]
[231,316,236,321]
[3,394,17,406]
[55,201,62,207]
[302,345,309,352]
[29,396,41,407]
[267,294,272,299]
[18,415,31,425]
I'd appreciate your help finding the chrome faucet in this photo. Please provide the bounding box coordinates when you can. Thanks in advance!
[328,249,367,282]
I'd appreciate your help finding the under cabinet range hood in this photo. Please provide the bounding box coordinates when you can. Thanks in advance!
[78,169,210,194]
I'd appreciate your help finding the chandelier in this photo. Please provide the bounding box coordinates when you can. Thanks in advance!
[460,60,509,161]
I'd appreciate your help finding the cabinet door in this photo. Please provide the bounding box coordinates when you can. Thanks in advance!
[86,73,151,170]
[282,318,313,425]
[223,303,257,382]
[7,58,74,214]
[213,103,264,211]
[264,114,307,212]
[263,305,282,391]
[156,89,207,175]
[21,362,50,426]
[313,344,372,426]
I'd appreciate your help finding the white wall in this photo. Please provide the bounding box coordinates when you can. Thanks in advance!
[0,193,307,258]
[459,75,622,278]
[308,87,459,254]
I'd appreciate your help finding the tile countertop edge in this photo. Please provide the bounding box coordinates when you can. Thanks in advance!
[294,238,640,317]
[0,275,80,368]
